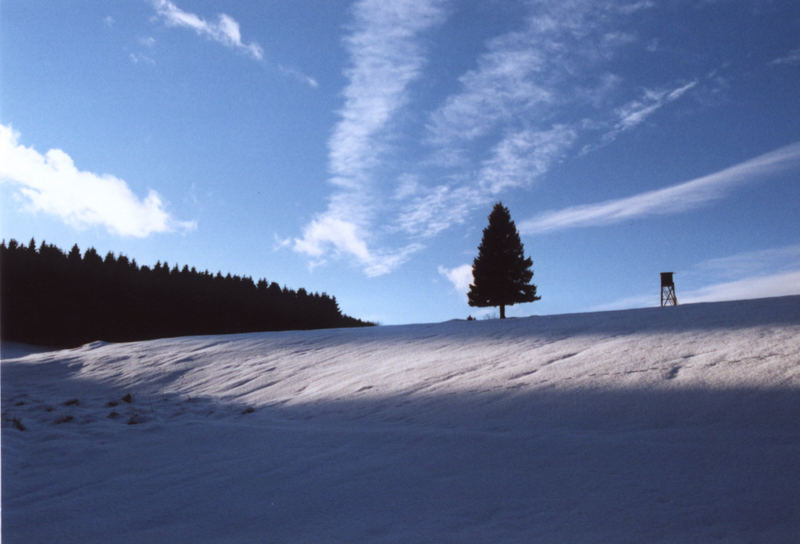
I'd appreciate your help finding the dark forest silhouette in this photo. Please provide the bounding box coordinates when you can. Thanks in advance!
[0,239,373,347]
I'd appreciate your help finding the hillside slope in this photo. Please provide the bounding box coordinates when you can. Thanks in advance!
[3,296,800,542]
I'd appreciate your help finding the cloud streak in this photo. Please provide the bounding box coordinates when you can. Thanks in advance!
[0,124,195,237]
[426,32,551,147]
[589,243,800,312]
[611,81,696,131]
[680,270,800,304]
[152,0,263,60]
[278,65,319,89]
[392,1,667,247]
[520,141,800,234]
[478,125,577,195]
[694,244,800,280]
[290,0,702,276]
[292,0,446,275]
[587,269,800,313]
[426,1,645,149]
[391,124,577,240]
[581,80,697,154]
[327,0,446,185]
[770,47,800,66]
[150,1,318,88]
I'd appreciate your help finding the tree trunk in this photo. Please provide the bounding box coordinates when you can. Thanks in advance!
[500,304,506,319]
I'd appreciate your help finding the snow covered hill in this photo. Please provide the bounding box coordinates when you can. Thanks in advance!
[3,296,800,542]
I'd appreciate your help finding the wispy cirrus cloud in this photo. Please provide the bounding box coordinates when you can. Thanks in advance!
[327,0,446,186]
[151,0,263,60]
[616,1,655,14]
[769,47,800,66]
[278,65,319,89]
[426,1,657,150]
[138,36,156,48]
[383,4,610,241]
[425,35,551,147]
[390,1,664,244]
[292,0,446,276]
[613,80,696,131]
[693,244,800,280]
[478,125,577,195]
[587,243,800,312]
[520,141,800,234]
[680,270,800,304]
[292,0,699,276]
[392,125,577,240]
[587,270,800,312]
[0,124,195,237]
[394,184,481,239]
[129,52,156,65]
[150,0,318,87]
[581,80,697,153]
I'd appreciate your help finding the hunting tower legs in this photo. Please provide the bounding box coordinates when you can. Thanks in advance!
[660,272,678,307]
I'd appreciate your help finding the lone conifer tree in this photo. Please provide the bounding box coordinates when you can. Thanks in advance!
[468,202,540,319]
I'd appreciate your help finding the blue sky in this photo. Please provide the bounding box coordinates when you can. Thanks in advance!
[2,0,799,325]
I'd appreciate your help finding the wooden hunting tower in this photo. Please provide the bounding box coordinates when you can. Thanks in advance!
[660,272,677,307]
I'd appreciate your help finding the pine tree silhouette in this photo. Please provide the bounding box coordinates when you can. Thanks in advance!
[468,202,540,319]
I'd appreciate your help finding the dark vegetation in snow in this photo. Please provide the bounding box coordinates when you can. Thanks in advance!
[0,238,373,347]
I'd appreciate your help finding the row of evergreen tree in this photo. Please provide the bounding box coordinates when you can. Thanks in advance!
[0,239,373,347]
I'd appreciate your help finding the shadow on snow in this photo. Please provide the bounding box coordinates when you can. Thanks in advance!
[3,351,799,543]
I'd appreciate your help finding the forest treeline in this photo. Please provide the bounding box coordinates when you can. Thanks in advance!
[0,239,373,347]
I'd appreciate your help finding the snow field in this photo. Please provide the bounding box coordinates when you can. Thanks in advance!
[2,296,800,542]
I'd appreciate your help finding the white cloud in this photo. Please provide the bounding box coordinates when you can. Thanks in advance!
[588,243,800,312]
[478,125,576,194]
[426,34,551,146]
[693,244,800,280]
[602,31,637,48]
[293,0,708,277]
[584,80,697,151]
[327,0,446,183]
[293,208,423,277]
[438,264,473,294]
[405,1,657,243]
[294,215,371,262]
[393,174,421,200]
[103,15,115,27]
[0,124,195,237]
[278,65,319,89]
[586,270,800,312]
[152,0,263,60]
[680,270,800,304]
[292,0,446,275]
[616,1,655,14]
[129,53,156,65]
[395,184,481,238]
[151,1,321,87]
[427,1,645,151]
[393,125,575,240]
[770,48,800,66]
[520,141,800,234]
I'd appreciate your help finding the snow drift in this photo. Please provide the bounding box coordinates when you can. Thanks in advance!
[3,296,800,542]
